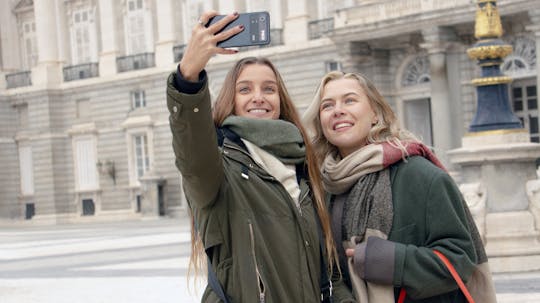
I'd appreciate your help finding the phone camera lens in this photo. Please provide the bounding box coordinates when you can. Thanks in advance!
[259,16,266,22]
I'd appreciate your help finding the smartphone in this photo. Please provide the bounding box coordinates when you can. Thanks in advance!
[207,11,271,48]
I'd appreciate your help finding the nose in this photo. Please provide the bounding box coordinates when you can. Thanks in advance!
[332,102,345,117]
[251,89,265,102]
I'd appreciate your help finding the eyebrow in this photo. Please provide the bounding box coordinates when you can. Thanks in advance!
[236,80,278,86]
[321,92,359,103]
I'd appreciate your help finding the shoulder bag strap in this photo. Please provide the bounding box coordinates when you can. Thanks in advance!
[316,213,334,303]
[397,249,475,303]
[206,248,232,303]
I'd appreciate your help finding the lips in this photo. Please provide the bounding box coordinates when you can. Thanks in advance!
[333,121,354,130]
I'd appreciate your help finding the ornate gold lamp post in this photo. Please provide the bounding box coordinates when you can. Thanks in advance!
[466,0,523,132]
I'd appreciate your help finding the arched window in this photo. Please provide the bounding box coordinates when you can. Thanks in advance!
[398,54,432,145]
[502,36,536,77]
[401,55,431,87]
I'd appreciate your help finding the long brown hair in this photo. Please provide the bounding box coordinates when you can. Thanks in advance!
[303,71,419,164]
[189,57,337,279]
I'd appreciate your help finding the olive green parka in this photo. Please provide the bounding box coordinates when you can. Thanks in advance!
[167,72,353,303]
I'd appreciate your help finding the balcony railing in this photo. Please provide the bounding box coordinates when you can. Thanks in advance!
[173,44,186,62]
[265,28,284,47]
[116,52,155,73]
[6,71,32,89]
[63,62,99,82]
[308,18,334,40]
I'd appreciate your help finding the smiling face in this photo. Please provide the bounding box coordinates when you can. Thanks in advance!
[319,78,378,157]
[233,64,281,120]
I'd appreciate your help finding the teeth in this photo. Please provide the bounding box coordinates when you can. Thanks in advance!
[249,109,268,113]
[334,122,352,130]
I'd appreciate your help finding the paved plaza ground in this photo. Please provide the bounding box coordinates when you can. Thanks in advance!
[1,215,539,303]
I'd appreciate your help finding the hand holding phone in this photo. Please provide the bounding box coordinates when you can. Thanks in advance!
[207,12,271,48]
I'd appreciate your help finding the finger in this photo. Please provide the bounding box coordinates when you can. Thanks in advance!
[207,12,239,33]
[215,48,239,55]
[198,10,219,26]
[213,25,244,44]
[345,248,355,257]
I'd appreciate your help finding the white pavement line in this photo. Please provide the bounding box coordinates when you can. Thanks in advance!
[75,256,190,271]
[0,277,204,303]
[0,232,191,260]
[497,293,540,303]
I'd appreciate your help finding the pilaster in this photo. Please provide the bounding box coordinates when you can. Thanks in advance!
[420,26,457,167]
[526,9,540,103]
[155,0,176,67]
[31,0,62,88]
[284,0,309,45]
[98,0,118,76]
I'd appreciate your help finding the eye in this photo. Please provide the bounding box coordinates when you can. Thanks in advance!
[344,98,356,104]
[320,101,334,111]
[264,86,276,93]
[237,86,250,94]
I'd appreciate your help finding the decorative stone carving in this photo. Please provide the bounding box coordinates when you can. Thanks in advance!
[460,182,487,240]
[526,178,540,231]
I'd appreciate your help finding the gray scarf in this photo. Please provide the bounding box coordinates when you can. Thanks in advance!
[222,116,306,164]
[341,169,393,242]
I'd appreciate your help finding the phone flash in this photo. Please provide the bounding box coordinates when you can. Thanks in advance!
[260,30,266,41]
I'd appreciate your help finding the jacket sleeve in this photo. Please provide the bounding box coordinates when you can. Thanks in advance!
[359,166,477,299]
[166,71,223,209]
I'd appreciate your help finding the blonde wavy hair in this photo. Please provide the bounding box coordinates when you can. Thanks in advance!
[303,71,419,164]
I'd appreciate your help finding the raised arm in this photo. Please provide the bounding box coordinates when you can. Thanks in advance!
[166,10,243,208]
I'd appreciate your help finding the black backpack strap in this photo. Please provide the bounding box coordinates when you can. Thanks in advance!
[193,213,232,303]
[316,214,334,302]
[206,247,232,303]
[330,194,350,289]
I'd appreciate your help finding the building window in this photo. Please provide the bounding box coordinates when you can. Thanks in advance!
[74,137,98,190]
[132,90,146,108]
[325,61,342,72]
[125,0,153,55]
[502,36,536,78]
[21,20,38,69]
[82,199,95,216]
[70,8,97,64]
[404,98,433,146]
[18,146,34,196]
[511,80,538,143]
[134,134,150,178]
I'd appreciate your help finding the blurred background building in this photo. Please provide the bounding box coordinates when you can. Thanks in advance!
[0,0,539,227]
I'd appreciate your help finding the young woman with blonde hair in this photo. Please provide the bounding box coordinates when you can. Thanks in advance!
[303,71,496,303]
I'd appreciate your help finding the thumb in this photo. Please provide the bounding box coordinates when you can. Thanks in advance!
[345,248,355,257]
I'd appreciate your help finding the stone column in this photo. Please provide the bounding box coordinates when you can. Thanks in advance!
[31,0,62,87]
[284,0,309,45]
[336,41,372,74]
[155,0,176,67]
[98,0,118,76]
[421,27,457,167]
[526,9,540,99]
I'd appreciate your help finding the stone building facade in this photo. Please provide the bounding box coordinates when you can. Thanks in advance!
[0,0,539,223]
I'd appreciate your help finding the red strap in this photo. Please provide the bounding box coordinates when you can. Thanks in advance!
[397,250,475,303]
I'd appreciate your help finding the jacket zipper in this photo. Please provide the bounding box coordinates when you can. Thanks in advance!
[248,221,266,303]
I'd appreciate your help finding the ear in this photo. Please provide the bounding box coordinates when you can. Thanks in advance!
[371,115,378,126]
